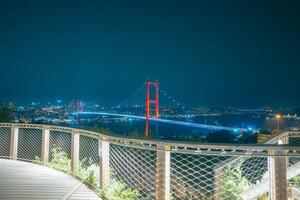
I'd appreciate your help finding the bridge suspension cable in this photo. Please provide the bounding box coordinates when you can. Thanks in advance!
[158,84,194,118]
[115,81,196,120]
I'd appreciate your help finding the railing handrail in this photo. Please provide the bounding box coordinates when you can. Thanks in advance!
[1,122,300,200]
[1,123,300,155]
[214,130,294,170]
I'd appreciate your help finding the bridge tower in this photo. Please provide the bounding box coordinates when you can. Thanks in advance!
[76,100,83,121]
[76,100,84,112]
[145,80,159,137]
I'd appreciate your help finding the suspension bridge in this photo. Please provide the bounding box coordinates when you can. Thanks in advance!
[74,80,246,136]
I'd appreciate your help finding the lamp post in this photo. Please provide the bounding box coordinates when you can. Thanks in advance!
[275,114,281,131]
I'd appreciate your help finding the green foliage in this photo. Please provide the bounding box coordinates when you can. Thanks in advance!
[76,159,139,200]
[290,174,300,187]
[83,125,113,135]
[0,99,13,122]
[48,147,138,200]
[31,147,139,199]
[49,147,71,173]
[222,163,251,200]
[129,129,142,138]
[85,169,97,186]
[33,156,42,164]
[76,158,99,188]
[257,193,268,200]
[100,179,139,200]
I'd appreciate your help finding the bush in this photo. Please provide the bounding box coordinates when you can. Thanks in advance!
[49,147,71,173]
[100,178,139,200]
[37,147,139,200]
[0,99,12,122]
[76,158,99,188]
[290,174,300,187]
[222,163,251,200]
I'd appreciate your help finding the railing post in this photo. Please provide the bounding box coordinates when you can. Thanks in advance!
[278,132,291,198]
[9,125,19,160]
[99,138,110,189]
[268,149,288,200]
[156,144,171,200]
[71,130,80,173]
[214,168,222,200]
[41,128,50,165]
[280,134,289,145]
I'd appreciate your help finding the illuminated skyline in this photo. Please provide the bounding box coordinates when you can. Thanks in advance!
[0,0,299,107]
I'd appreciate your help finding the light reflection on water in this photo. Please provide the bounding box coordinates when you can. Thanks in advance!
[61,114,299,143]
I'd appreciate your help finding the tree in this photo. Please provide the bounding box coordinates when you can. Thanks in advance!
[0,99,12,122]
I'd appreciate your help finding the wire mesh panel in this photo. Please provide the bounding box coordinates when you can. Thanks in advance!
[240,157,268,184]
[110,144,157,199]
[171,152,269,200]
[17,128,42,161]
[289,136,300,146]
[288,155,300,200]
[289,136,300,167]
[289,156,300,168]
[49,130,72,172]
[78,135,100,189]
[171,153,230,200]
[0,127,11,158]
[221,156,268,200]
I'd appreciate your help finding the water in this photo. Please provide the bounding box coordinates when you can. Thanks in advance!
[63,113,300,143]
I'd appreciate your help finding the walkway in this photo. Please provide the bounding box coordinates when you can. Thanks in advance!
[0,159,101,200]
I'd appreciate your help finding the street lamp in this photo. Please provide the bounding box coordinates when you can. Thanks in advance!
[275,114,281,131]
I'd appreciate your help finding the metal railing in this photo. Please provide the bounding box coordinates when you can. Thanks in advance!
[0,123,300,200]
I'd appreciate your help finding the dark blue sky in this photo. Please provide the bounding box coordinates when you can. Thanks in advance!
[0,0,299,107]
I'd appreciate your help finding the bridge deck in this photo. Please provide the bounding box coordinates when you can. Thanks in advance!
[0,159,101,200]
[76,111,246,131]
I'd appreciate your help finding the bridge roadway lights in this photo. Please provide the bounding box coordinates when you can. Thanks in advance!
[76,111,246,132]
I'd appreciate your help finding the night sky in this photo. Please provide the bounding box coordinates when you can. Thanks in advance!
[0,0,299,107]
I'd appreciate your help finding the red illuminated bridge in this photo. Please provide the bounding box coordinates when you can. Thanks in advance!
[74,80,247,135]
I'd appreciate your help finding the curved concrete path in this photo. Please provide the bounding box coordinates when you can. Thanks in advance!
[0,159,101,200]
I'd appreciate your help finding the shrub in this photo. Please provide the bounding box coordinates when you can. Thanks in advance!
[76,158,99,188]
[100,178,139,200]
[33,147,139,200]
[290,174,300,187]
[49,147,71,173]
[222,163,251,200]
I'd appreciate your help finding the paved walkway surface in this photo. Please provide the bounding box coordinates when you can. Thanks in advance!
[0,159,101,200]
